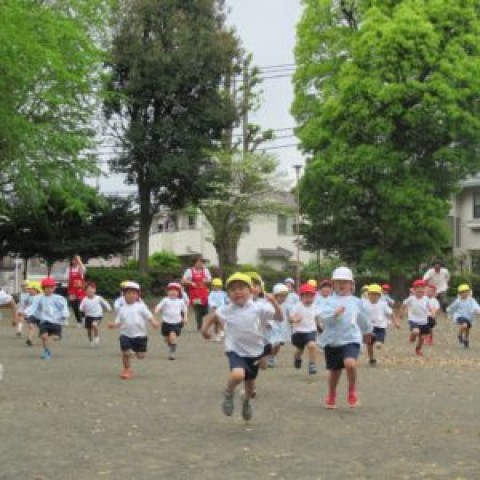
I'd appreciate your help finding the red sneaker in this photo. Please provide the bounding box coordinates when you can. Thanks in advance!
[120,369,134,379]
[324,394,337,410]
[415,348,423,356]
[347,391,359,408]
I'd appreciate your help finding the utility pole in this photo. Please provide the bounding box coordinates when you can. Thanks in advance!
[293,164,303,287]
[242,57,250,156]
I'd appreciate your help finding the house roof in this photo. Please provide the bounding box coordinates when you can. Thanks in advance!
[259,247,293,259]
[460,175,480,189]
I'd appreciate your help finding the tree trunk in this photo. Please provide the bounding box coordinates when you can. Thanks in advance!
[215,233,240,273]
[138,182,153,274]
[22,258,28,280]
[389,272,409,301]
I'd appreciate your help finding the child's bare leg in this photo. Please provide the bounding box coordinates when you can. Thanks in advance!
[244,379,256,400]
[328,369,342,396]
[41,333,49,350]
[344,358,357,391]
[122,353,131,370]
[92,322,99,339]
[271,344,281,357]
[87,327,93,342]
[464,326,470,340]
[227,368,245,394]
[136,352,145,360]
[367,343,374,360]
[307,342,317,363]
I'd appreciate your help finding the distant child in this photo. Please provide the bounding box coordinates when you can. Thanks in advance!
[381,284,395,308]
[79,282,112,346]
[154,282,186,360]
[0,289,17,378]
[425,284,440,345]
[446,284,480,349]
[108,281,159,379]
[315,280,333,332]
[401,279,434,356]
[317,267,372,409]
[25,277,69,359]
[208,278,228,342]
[290,283,321,375]
[15,280,30,337]
[25,281,42,346]
[265,283,289,367]
[284,278,299,306]
[114,281,129,312]
[201,273,282,421]
[362,284,398,366]
[360,285,369,300]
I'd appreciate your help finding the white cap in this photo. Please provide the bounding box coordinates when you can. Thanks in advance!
[123,281,141,291]
[284,277,295,285]
[273,283,289,295]
[331,267,354,282]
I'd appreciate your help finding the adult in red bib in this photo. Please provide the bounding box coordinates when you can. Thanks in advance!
[182,256,211,331]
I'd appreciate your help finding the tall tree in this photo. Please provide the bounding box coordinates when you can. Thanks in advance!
[293,0,480,279]
[0,0,110,206]
[104,0,238,273]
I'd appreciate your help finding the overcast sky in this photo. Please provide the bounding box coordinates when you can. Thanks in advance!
[95,0,303,194]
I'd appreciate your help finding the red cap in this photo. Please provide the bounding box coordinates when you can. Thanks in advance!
[41,277,56,288]
[381,283,391,291]
[167,282,182,292]
[299,283,317,295]
[412,279,427,288]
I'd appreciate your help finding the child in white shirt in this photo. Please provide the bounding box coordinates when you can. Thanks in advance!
[79,282,112,346]
[154,283,186,360]
[207,278,228,342]
[108,282,159,379]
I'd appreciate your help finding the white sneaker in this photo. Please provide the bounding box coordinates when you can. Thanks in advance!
[94,337,100,345]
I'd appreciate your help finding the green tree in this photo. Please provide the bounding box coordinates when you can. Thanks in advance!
[0,1,111,206]
[104,0,238,273]
[293,0,480,280]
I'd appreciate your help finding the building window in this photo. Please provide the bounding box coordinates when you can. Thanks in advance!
[187,214,197,230]
[471,250,480,273]
[277,214,287,235]
[473,192,480,218]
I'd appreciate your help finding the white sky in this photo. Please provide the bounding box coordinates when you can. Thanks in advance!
[94,0,304,195]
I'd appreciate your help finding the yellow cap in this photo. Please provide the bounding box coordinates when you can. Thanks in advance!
[307,279,318,288]
[226,272,252,288]
[458,284,470,293]
[120,281,129,288]
[28,281,42,292]
[361,285,369,292]
[211,278,223,288]
[368,284,383,294]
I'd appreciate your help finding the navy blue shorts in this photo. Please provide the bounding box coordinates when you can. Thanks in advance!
[27,316,40,326]
[226,351,263,381]
[456,317,472,329]
[324,343,360,370]
[119,335,148,353]
[291,331,317,350]
[427,316,437,329]
[161,322,183,337]
[409,322,430,335]
[85,316,102,330]
[39,322,62,338]
[373,327,386,344]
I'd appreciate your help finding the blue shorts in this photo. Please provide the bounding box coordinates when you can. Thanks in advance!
[226,351,263,381]
[324,343,360,370]
[161,322,183,337]
[85,316,102,330]
[119,335,148,353]
[373,327,386,344]
[291,331,317,350]
[409,322,430,335]
[456,317,472,329]
[39,322,62,338]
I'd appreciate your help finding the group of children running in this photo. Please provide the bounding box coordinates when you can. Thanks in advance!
[2,267,478,422]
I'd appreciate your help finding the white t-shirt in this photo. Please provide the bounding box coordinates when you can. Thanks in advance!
[0,291,13,306]
[155,297,185,324]
[423,268,450,294]
[216,299,275,357]
[290,303,319,333]
[427,296,440,314]
[362,299,392,329]
[115,302,153,337]
[80,295,111,317]
[403,296,430,325]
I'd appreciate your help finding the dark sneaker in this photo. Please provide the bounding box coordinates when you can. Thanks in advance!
[464,339,470,349]
[25,339,33,347]
[294,357,302,369]
[308,362,317,375]
[369,358,377,366]
[222,391,234,416]
[241,398,253,421]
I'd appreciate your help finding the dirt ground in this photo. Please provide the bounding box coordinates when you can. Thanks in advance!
[0,306,479,480]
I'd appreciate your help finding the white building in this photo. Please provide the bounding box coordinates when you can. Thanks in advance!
[132,193,316,269]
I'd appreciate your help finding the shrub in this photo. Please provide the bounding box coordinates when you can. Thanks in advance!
[85,267,151,299]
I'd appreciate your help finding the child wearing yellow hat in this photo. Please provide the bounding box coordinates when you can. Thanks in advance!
[446,284,480,348]
[25,281,42,347]
[207,278,227,342]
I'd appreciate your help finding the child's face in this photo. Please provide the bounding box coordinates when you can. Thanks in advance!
[124,289,140,304]
[426,287,435,298]
[227,282,251,306]
[334,280,353,296]
[167,288,179,299]
[301,292,315,306]
[320,286,332,297]
[252,283,262,298]
[43,286,54,296]
[368,292,381,304]
[460,291,470,299]
[414,286,425,298]
[274,292,288,305]
[86,286,96,297]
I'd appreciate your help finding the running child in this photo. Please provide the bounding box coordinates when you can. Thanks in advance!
[290,283,321,375]
[382,284,395,308]
[284,278,300,307]
[201,273,282,421]
[15,280,30,337]
[401,279,434,356]
[425,284,440,345]
[79,282,112,346]
[317,267,373,409]
[25,277,69,359]
[25,281,42,346]
[315,280,333,332]
[154,282,186,360]
[114,281,129,312]
[446,284,480,349]
[207,278,228,342]
[108,281,159,379]
[362,284,398,366]
[265,283,289,368]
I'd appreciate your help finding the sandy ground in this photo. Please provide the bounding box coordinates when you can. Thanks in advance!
[0,307,479,480]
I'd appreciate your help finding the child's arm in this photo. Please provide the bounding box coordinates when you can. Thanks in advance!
[100,296,112,312]
[201,311,220,340]
[264,293,283,321]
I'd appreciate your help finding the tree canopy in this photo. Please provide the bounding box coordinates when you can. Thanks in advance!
[293,0,480,275]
